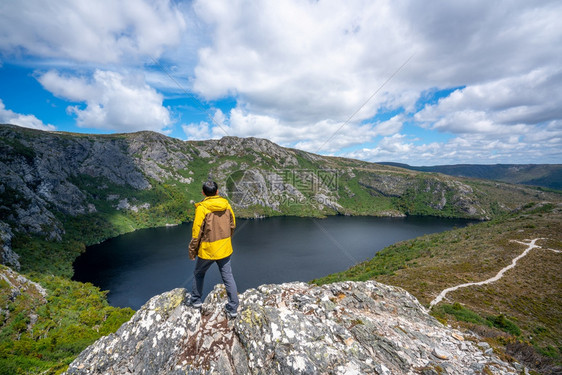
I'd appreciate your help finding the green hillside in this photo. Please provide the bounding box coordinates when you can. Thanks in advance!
[314,203,562,373]
[2,123,558,277]
[1,123,561,374]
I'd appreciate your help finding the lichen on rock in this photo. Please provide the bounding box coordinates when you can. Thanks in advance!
[65,281,522,374]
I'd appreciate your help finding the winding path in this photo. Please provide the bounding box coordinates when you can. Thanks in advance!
[429,238,558,309]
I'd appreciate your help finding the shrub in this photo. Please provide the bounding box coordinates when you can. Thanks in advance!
[0,273,134,374]
[437,303,489,326]
[487,314,521,336]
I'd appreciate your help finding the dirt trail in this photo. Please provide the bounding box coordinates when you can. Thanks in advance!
[429,238,558,309]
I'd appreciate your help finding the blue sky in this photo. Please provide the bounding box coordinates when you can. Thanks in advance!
[1,0,561,165]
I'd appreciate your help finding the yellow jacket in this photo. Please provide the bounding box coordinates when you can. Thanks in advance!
[188,195,236,260]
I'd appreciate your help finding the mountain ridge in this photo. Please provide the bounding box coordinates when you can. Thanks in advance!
[379,162,562,190]
[5,122,558,274]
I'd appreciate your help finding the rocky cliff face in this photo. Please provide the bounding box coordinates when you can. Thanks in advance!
[0,222,19,269]
[0,125,150,242]
[65,281,522,375]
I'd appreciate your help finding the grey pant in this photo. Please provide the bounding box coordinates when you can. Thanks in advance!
[191,255,239,313]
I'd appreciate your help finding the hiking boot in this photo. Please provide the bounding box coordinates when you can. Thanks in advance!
[224,305,237,319]
[189,300,202,309]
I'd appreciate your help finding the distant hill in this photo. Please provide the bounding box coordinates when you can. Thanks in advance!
[379,163,562,190]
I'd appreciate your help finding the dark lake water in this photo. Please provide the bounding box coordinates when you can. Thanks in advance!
[73,216,472,310]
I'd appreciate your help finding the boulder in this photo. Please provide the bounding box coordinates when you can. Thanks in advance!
[65,281,521,374]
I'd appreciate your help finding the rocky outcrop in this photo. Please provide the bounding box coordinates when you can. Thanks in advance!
[0,221,20,270]
[0,125,151,241]
[127,131,193,182]
[358,174,486,218]
[0,266,47,331]
[358,173,414,197]
[0,266,47,302]
[199,136,299,167]
[65,281,521,374]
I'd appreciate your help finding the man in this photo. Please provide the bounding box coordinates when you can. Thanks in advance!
[188,181,239,318]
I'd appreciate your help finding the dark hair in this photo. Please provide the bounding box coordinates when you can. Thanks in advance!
[202,181,219,196]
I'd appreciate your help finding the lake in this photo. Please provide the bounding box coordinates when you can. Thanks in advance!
[73,216,471,310]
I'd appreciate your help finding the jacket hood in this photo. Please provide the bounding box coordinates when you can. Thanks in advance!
[196,195,230,211]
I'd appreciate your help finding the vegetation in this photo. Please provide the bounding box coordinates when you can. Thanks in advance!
[11,176,199,279]
[385,162,562,190]
[314,203,562,372]
[1,125,561,373]
[0,137,36,162]
[433,303,521,336]
[0,266,134,374]
[12,236,84,278]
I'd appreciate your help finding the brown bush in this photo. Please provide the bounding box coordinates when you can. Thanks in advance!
[506,342,561,375]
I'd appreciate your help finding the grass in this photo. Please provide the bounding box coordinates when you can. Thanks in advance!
[433,303,521,336]
[434,303,489,326]
[0,266,134,374]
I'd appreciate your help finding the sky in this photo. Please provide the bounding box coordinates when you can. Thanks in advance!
[0,0,561,166]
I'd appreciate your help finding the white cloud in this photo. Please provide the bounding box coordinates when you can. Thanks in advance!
[182,121,213,140]
[410,68,562,162]
[345,130,561,165]
[192,0,417,124]
[183,108,303,143]
[416,68,562,130]
[2,0,562,164]
[186,0,562,163]
[183,108,405,153]
[370,115,404,137]
[0,0,186,64]
[0,99,55,131]
[191,0,562,120]
[38,70,172,133]
[181,109,226,140]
